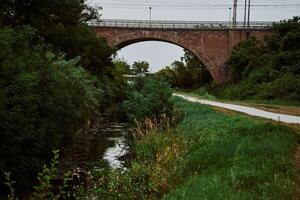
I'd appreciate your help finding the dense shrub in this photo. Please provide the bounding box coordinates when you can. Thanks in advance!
[1,0,115,75]
[219,17,300,102]
[0,26,103,189]
[120,77,175,123]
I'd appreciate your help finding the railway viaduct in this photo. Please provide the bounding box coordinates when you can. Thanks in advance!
[92,19,273,84]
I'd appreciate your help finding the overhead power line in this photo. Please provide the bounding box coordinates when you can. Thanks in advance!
[97,2,300,8]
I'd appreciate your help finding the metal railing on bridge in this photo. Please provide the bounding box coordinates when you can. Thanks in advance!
[89,19,274,30]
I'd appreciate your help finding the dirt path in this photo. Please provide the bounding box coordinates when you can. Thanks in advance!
[174,93,300,124]
[230,102,300,116]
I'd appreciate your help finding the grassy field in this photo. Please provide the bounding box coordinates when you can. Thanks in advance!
[82,97,299,199]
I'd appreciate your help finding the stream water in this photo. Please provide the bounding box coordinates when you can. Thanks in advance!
[60,113,131,176]
[95,121,130,170]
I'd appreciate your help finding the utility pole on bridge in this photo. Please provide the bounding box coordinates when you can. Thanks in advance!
[244,0,247,28]
[233,0,238,28]
[247,0,251,28]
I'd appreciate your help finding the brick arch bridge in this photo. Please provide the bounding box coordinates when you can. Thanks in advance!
[92,19,273,84]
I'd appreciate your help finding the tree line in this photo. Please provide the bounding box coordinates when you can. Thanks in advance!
[214,17,300,102]
[0,0,123,194]
[157,50,212,89]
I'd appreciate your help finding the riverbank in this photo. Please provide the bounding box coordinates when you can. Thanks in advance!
[79,97,299,199]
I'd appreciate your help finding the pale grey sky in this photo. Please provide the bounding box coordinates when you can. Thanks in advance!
[88,0,300,72]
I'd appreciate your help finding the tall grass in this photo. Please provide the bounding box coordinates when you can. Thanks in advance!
[78,97,298,199]
[131,110,184,141]
[164,98,298,200]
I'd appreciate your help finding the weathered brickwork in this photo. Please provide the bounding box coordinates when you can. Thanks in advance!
[94,27,272,84]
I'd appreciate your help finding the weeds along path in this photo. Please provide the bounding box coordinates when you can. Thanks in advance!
[294,146,300,200]
[173,93,300,124]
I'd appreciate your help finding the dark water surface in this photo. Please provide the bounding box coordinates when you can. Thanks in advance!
[60,113,130,175]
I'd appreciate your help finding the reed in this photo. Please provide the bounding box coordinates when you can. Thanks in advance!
[130,109,184,141]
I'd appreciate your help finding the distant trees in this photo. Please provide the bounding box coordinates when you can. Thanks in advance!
[157,50,212,88]
[132,61,150,74]
[112,59,150,75]
[112,58,131,85]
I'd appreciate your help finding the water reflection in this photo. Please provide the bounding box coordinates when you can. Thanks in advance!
[103,130,129,170]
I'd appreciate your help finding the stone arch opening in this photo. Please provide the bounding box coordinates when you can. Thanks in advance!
[115,37,213,71]
[114,39,213,87]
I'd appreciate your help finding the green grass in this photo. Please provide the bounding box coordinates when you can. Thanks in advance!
[81,97,299,199]
[163,98,298,199]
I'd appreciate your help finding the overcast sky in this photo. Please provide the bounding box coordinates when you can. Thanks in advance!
[88,0,300,72]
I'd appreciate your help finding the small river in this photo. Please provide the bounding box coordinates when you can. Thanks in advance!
[94,120,130,170]
[59,113,131,176]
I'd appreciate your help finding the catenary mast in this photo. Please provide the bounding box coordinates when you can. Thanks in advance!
[233,0,238,27]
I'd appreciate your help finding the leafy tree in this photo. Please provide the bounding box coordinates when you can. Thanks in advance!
[157,50,212,88]
[131,61,150,74]
[0,0,121,197]
[221,16,300,101]
[120,77,174,122]
[156,66,176,84]
[112,58,131,83]
[0,26,102,191]
[1,0,115,75]
[227,37,266,82]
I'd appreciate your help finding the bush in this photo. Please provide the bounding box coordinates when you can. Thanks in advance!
[219,17,300,102]
[0,26,102,190]
[120,77,175,123]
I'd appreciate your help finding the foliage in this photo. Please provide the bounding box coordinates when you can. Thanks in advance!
[131,61,150,74]
[5,150,72,200]
[4,172,17,200]
[1,0,115,75]
[130,110,183,141]
[77,97,298,199]
[111,58,131,96]
[191,87,217,100]
[120,77,175,123]
[113,58,131,75]
[41,23,114,75]
[0,0,121,195]
[76,131,190,200]
[157,50,212,88]
[220,16,300,101]
[0,26,102,191]
[30,150,71,200]
[1,0,100,26]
